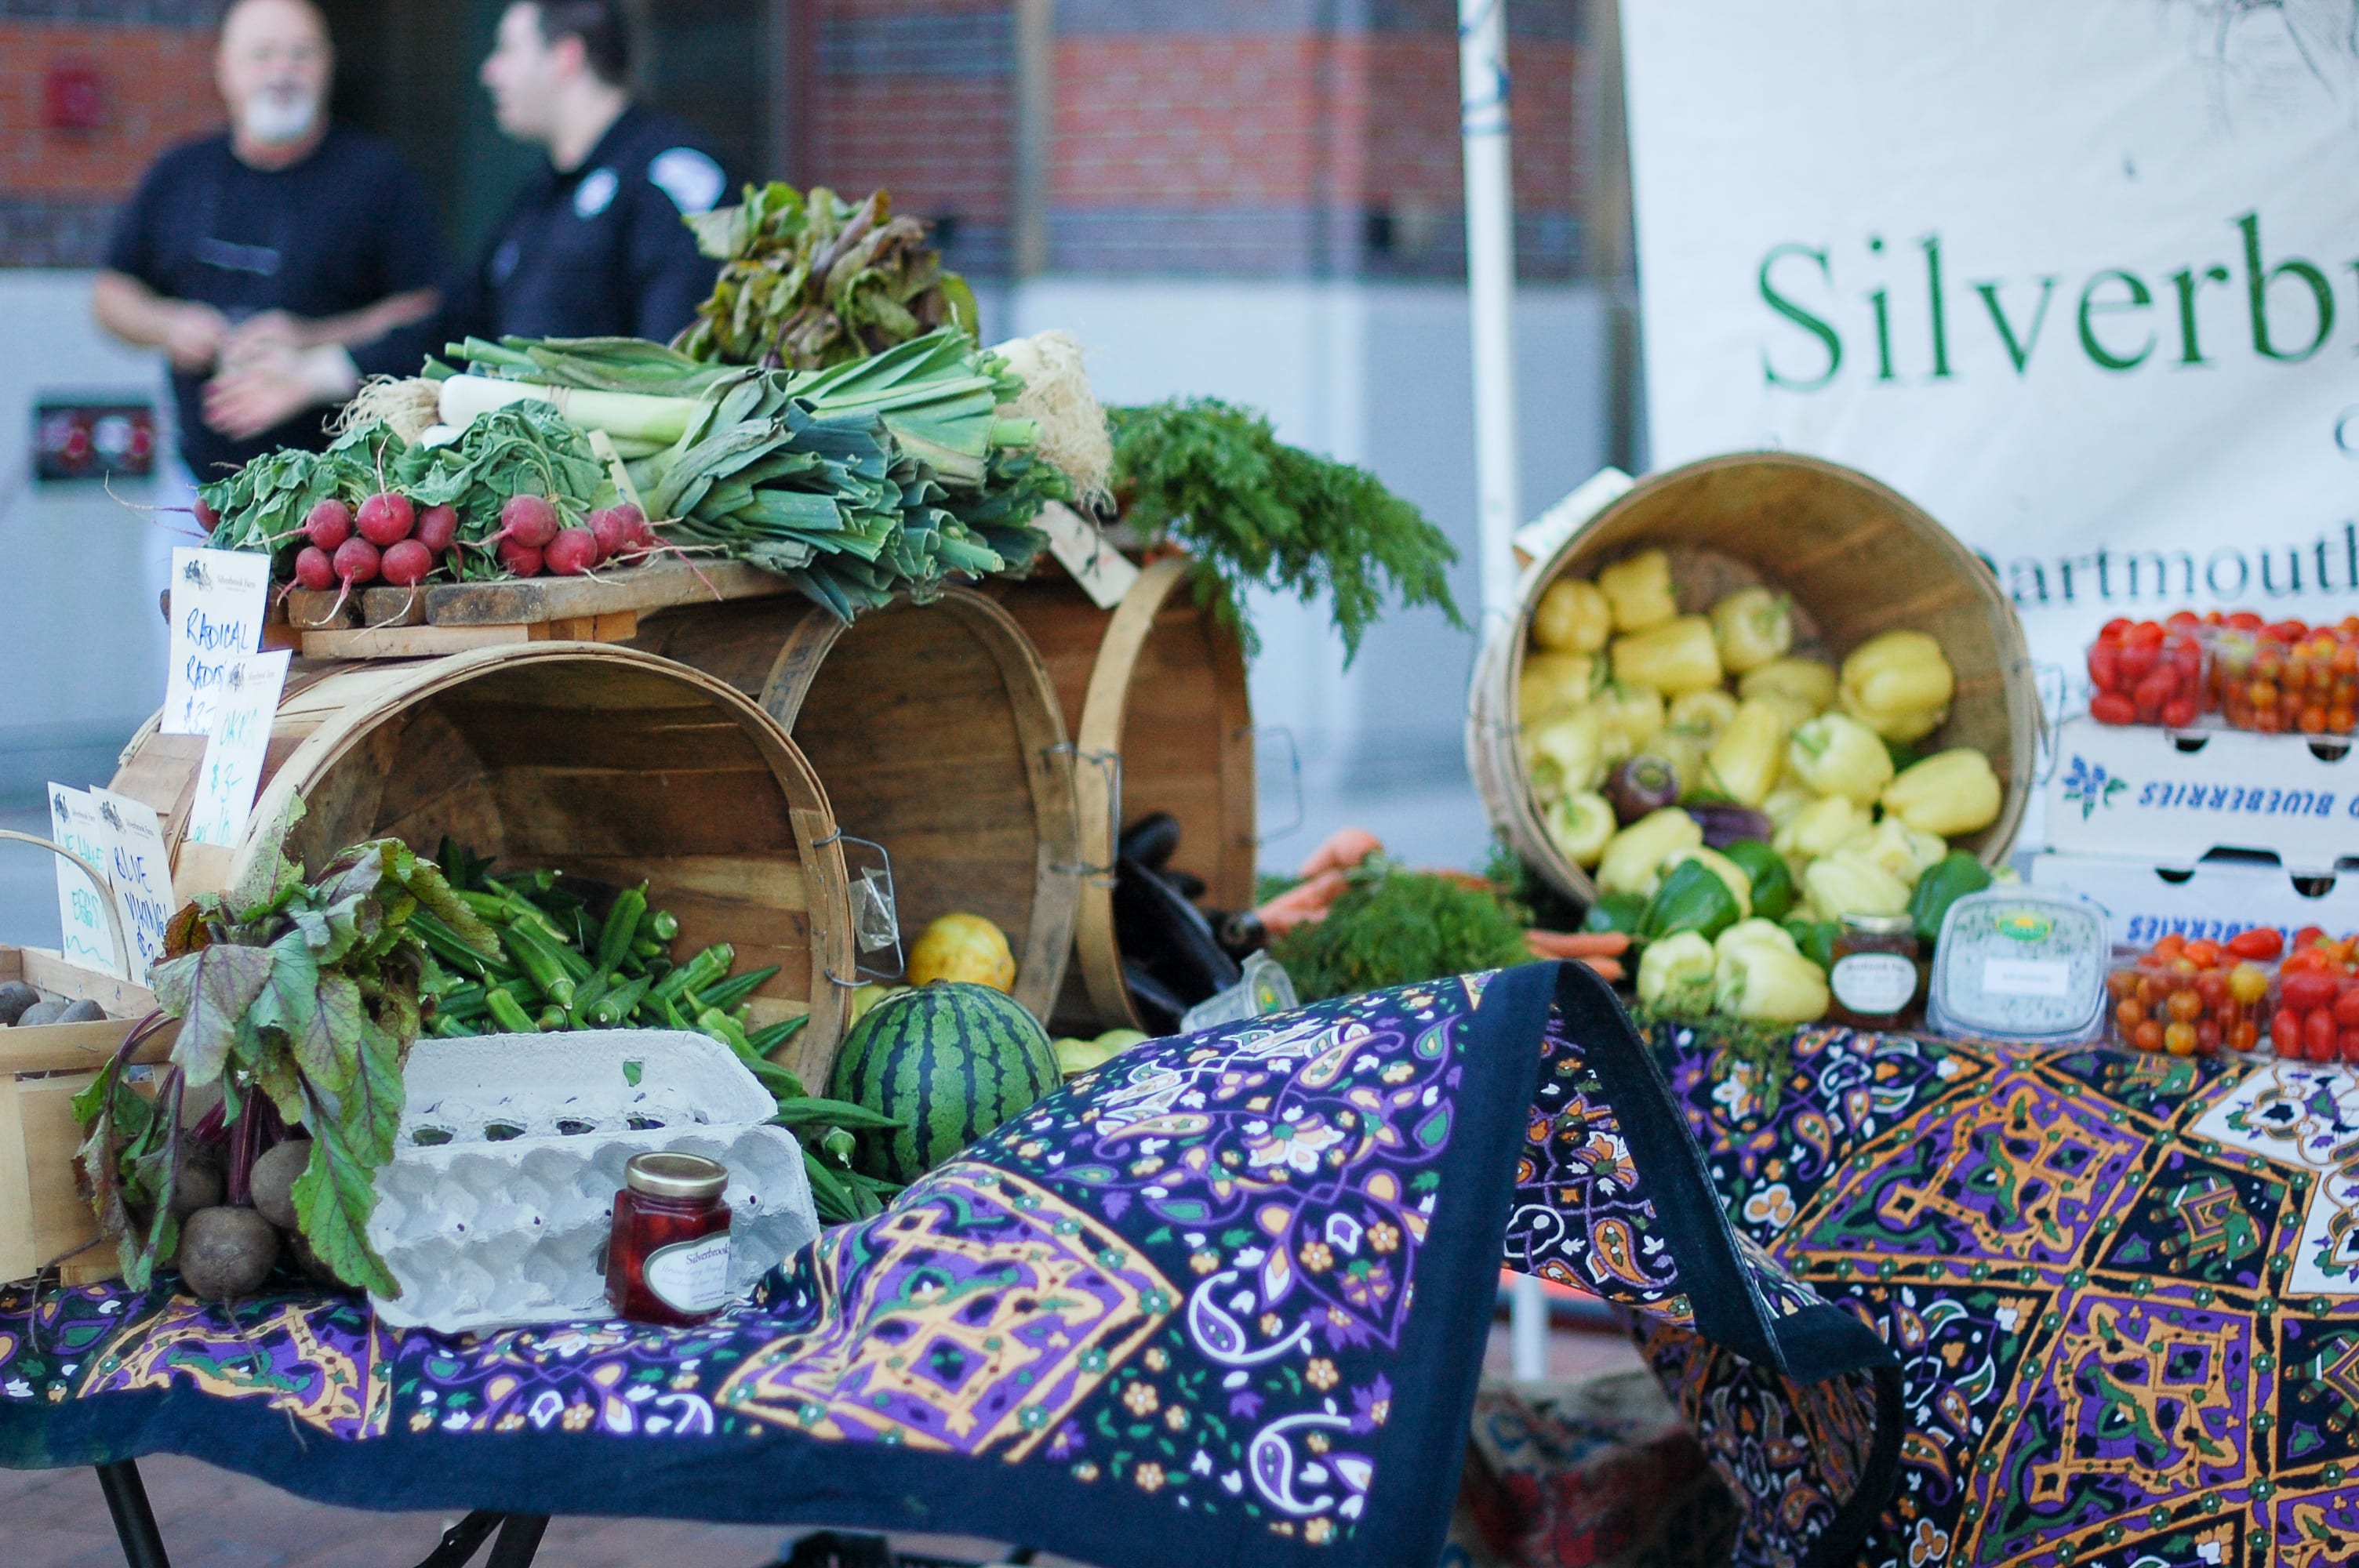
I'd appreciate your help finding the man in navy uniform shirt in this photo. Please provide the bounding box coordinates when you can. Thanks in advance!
[461,1,729,343]
[91,0,442,477]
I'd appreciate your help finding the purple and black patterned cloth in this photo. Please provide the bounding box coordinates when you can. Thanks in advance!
[0,964,1894,1568]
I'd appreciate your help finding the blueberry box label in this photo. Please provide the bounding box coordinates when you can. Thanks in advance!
[2044,717,2356,874]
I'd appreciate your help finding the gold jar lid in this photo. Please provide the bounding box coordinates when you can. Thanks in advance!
[624,1151,728,1200]
[1839,913,1915,937]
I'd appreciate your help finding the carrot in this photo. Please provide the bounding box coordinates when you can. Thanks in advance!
[1256,868,1348,938]
[1296,827,1383,881]
[1579,956,1624,982]
[1524,930,1630,959]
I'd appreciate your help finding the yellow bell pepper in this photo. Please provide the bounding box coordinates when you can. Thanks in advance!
[1543,790,1617,867]
[1595,681,1665,753]
[1839,630,1955,742]
[1519,652,1602,721]
[1784,712,1894,806]
[1646,731,1708,800]
[1596,807,1703,898]
[1708,586,1794,674]
[1637,930,1717,1014]
[1598,548,1678,633]
[1739,656,1838,716]
[1525,706,1613,797]
[1881,747,2003,837]
[1666,688,1740,747]
[1714,917,1799,964]
[1761,782,1817,829]
[1532,577,1613,652]
[1714,941,1830,1024]
[1663,847,1753,920]
[1772,794,1872,866]
[1802,849,1912,921]
[1840,816,1947,888]
[1611,615,1723,697]
[1701,699,1788,808]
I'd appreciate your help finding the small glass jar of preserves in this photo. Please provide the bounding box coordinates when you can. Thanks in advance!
[1828,913,1921,1028]
[605,1152,732,1327]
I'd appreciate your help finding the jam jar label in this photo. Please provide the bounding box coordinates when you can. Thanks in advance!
[643,1234,732,1315]
[1831,951,1916,1014]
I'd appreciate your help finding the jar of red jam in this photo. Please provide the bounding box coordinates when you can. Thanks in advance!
[605,1152,732,1326]
[1828,913,1921,1029]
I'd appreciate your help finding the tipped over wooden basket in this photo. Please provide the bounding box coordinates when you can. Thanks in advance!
[1470,452,2037,907]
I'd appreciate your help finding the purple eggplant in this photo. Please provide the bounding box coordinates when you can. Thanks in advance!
[1605,755,1681,824]
[1686,803,1774,848]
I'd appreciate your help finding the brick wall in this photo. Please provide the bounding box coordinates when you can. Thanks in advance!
[0,13,220,265]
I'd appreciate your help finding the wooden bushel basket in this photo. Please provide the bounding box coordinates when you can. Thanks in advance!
[1471,452,2037,907]
[0,830,173,1287]
[991,557,1257,1033]
[631,587,1081,1030]
[107,646,858,1090]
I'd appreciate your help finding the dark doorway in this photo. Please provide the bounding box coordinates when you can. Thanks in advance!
[317,0,783,279]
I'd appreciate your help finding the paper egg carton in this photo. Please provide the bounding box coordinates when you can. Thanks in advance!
[369,1029,816,1333]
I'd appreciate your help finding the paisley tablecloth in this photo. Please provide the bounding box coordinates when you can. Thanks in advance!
[0,964,1896,1568]
[1647,1020,2359,1568]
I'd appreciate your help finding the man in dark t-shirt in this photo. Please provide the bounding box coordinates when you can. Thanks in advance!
[93,0,443,478]
[450,1,727,343]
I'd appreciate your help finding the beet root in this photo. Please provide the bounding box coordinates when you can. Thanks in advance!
[249,1138,312,1231]
[177,1207,280,1301]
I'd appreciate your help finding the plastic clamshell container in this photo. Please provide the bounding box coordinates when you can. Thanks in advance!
[1927,889,2111,1044]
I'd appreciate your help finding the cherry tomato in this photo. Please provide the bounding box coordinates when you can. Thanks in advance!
[2282,971,2342,1012]
[2167,989,2205,1022]
[2195,971,2229,1011]
[2166,610,2202,633]
[2197,1018,2223,1054]
[2335,988,2359,1028]
[2270,619,2310,644]
[2183,939,2224,968]
[2127,620,2168,648]
[2100,617,2133,641]
[2153,933,2188,961]
[2204,609,2225,626]
[2232,1020,2260,1053]
[2161,695,2199,729]
[2343,1029,2359,1065]
[2295,924,2328,950]
[2228,927,2284,961]
[2229,611,2265,631]
[2088,642,2122,691]
[2135,1018,2165,1052]
[2090,691,2139,726]
[2170,640,2204,677]
[2274,1007,2306,1054]
[2229,963,2273,1005]
[2116,998,2146,1035]
[2165,1021,2199,1056]
[2119,642,2161,683]
[2283,948,2333,975]
[2307,1007,2339,1060]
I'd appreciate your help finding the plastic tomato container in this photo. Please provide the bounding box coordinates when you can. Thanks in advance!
[2087,618,2208,728]
[2106,950,2272,1057]
[2267,967,2359,1063]
[2213,624,2358,735]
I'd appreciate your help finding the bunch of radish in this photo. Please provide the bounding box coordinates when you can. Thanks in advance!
[485,498,656,579]
[292,490,459,601]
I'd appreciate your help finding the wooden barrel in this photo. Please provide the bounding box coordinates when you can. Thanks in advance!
[1471,452,2037,906]
[106,645,857,1087]
[990,557,1256,1032]
[630,587,1081,1025]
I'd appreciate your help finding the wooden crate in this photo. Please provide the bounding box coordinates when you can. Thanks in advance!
[0,949,172,1287]
[282,560,794,660]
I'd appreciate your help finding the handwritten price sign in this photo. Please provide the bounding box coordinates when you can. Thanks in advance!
[185,649,290,848]
[162,547,272,737]
[90,789,173,985]
[45,786,123,978]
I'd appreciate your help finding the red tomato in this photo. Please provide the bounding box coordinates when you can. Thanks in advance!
[2295,925,2328,952]
[2161,696,2200,729]
[2334,987,2359,1028]
[2127,620,2168,647]
[2166,610,2202,633]
[2341,1028,2359,1065]
[2228,612,2265,631]
[2274,1007,2306,1054]
[2088,642,2122,691]
[2134,670,2176,718]
[2270,619,2310,644]
[2117,643,2161,684]
[2170,641,2204,681]
[2100,617,2133,641]
[2227,927,2284,960]
[2307,1007,2340,1060]
[2283,948,2334,975]
[2281,971,2342,1012]
[2090,691,2139,726]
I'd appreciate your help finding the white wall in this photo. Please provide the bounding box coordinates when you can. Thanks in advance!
[0,270,178,800]
[1007,278,1614,861]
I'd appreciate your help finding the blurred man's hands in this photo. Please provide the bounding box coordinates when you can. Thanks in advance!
[202,341,358,440]
[163,302,231,371]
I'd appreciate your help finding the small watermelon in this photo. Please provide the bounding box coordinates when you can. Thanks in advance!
[829,982,1061,1183]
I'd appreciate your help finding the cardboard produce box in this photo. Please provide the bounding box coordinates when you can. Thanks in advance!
[2027,852,2359,950]
[2044,717,2359,874]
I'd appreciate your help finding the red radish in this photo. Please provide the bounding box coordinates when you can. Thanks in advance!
[546,527,601,576]
[304,499,353,551]
[380,539,434,587]
[193,497,220,531]
[498,537,544,577]
[414,503,459,553]
[356,492,415,546]
[587,507,633,561]
[293,547,335,591]
[496,494,561,551]
[332,536,381,588]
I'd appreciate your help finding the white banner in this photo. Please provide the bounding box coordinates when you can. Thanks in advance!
[1620,0,2359,677]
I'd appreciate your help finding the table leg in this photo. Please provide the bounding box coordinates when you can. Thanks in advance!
[94,1461,170,1568]
[486,1514,549,1568]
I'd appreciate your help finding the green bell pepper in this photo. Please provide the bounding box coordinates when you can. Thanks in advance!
[1909,850,1994,949]
[1583,891,1648,935]
[1717,839,1794,923]
[1783,917,1841,974]
[1639,857,1743,944]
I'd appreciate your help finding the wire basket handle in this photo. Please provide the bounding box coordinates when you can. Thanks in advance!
[0,827,133,981]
